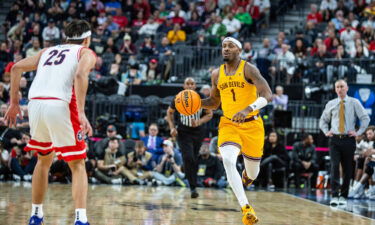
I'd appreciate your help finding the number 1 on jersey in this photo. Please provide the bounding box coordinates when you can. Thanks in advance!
[231,89,236,102]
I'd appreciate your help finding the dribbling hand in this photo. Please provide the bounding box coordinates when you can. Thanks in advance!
[4,104,23,128]
[79,112,93,137]
[231,106,252,124]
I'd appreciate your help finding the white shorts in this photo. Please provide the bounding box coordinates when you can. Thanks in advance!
[25,98,86,161]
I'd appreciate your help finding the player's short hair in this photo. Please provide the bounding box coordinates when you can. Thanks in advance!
[65,20,91,44]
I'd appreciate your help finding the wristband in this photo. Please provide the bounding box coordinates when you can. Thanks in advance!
[249,97,268,111]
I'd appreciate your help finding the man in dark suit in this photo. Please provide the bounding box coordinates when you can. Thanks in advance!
[141,123,164,162]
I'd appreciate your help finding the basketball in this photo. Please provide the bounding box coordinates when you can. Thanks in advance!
[174,90,201,116]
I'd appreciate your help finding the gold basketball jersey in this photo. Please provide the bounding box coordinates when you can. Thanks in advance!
[217,60,259,119]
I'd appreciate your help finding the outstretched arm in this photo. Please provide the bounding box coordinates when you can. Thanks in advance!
[201,68,221,110]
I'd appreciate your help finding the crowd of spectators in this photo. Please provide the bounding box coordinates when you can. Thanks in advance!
[264,1,375,85]
[1,0,275,90]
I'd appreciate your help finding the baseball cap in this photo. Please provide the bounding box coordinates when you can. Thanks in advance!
[124,35,131,41]
[150,58,158,64]
[163,140,173,148]
[107,125,117,132]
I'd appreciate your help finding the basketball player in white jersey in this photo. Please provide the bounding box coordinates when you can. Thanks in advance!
[5,20,96,225]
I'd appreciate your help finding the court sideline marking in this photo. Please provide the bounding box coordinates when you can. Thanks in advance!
[280,192,374,221]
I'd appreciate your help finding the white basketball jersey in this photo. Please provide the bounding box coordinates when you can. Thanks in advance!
[28,44,84,103]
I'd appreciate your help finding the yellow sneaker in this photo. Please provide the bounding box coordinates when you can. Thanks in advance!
[241,204,259,225]
[242,170,254,187]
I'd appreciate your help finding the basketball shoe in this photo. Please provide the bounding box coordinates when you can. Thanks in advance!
[28,215,43,225]
[74,221,90,225]
[241,204,259,225]
[242,170,254,187]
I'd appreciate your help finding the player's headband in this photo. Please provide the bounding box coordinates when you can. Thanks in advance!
[222,37,242,49]
[66,31,92,40]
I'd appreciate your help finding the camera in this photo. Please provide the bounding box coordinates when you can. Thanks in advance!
[168,155,173,159]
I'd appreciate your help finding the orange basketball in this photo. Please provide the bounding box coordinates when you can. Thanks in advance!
[174,90,201,116]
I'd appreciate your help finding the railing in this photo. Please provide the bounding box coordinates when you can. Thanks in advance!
[261,102,325,134]
[171,46,222,82]
[270,57,375,86]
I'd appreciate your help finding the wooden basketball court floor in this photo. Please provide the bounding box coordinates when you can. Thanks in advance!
[0,182,373,225]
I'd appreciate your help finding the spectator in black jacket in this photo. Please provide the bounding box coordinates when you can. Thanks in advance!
[291,133,319,188]
[94,125,125,157]
[197,144,225,188]
[258,131,289,189]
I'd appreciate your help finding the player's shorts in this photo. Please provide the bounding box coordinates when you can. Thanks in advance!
[217,115,264,161]
[24,98,86,162]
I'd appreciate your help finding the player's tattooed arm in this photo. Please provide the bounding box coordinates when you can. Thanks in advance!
[201,68,221,110]
[244,62,272,102]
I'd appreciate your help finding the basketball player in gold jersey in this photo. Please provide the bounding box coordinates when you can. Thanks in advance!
[201,37,272,225]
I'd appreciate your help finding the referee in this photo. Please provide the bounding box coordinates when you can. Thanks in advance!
[166,77,213,198]
[319,80,370,206]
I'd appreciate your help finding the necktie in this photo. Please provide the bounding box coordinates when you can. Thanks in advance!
[339,100,345,134]
[150,137,155,149]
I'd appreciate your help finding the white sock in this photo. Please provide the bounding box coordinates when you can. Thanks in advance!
[353,180,359,187]
[31,204,43,218]
[220,145,249,207]
[244,158,260,180]
[75,208,87,223]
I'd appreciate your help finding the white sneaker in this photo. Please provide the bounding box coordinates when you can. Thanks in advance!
[353,184,365,199]
[348,186,355,198]
[338,196,347,205]
[330,197,339,206]
[23,174,32,181]
[111,178,122,185]
[13,174,21,181]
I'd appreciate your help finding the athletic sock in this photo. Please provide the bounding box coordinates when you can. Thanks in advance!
[31,204,43,218]
[75,208,87,223]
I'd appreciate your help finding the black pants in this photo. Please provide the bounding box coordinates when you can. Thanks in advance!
[329,136,356,198]
[259,155,286,187]
[177,130,203,191]
[291,161,319,188]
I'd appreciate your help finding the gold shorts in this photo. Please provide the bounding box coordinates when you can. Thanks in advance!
[217,116,264,161]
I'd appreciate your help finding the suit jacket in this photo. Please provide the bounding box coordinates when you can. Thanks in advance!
[141,136,164,156]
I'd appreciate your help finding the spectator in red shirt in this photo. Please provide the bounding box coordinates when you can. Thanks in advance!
[113,8,128,28]
[134,0,151,19]
[132,11,147,28]
[324,29,336,50]
[306,4,323,24]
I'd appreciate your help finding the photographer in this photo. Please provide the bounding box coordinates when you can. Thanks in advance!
[94,136,125,184]
[152,140,185,186]
[123,141,153,185]
[197,144,225,188]
[9,133,37,181]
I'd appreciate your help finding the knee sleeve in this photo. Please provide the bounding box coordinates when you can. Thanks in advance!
[220,145,241,171]
[244,159,260,180]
